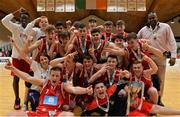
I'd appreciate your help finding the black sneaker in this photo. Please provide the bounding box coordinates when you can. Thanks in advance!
[14,98,21,110]
[158,96,165,106]
[158,100,165,106]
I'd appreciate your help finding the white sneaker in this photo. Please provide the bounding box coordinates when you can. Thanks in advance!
[22,104,28,111]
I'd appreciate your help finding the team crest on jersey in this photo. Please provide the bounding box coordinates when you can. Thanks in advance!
[43,96,58,106]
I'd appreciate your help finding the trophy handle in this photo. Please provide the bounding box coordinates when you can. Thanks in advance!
[126,86,131,115]
[137,81,144,110]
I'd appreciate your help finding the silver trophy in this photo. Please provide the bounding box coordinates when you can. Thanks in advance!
[126,81,145,115]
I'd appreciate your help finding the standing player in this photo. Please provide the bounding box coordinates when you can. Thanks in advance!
[1,8,31,110]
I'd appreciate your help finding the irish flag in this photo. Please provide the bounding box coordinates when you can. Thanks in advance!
[76,0,107,10]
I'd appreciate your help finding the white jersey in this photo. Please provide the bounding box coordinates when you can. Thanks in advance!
[30,60,51,91]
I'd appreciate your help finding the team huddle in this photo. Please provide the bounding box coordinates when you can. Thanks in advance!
[1,7,179,116]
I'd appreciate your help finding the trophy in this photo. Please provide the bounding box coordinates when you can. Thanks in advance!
[129,81,142,94]
[126,81,145,115]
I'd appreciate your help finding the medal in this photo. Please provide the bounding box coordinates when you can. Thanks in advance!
[95,93,109,116]
[84,65,94,80]
[79,37,87,54]
[93,40,102,50]
[131,47,142,62]
[65,69,74,82]
[107,70,116,86]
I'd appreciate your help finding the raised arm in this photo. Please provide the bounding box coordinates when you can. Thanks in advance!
[64,32,77,52]
[102,46,125,56]
[63,82,93,95]
[88,64,110,83]
[143,54,158,78]
[50,56,67,67]
[28,39,43,52]
[1,8,21,32]
[5,61,44,86]
[24,17,40,36]
[88,47,97,63]
[50,51,78,67]
[141,41,165,60]
[48,37,59,60]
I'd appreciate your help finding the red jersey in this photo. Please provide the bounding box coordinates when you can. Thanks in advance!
[98,69,122,88]
[131,73,152,98]
[35,37,58,62]
[27,80,64,116]
[60,66,81,110]
[115,32,128,39]
[75,35,91,56]
[128,98,153,116]
[92,40,107,63]
[79,66,99,87]
[127,41,150,70]
[131,75,152,90]
[86,84,116,111]
[101,32,115,42]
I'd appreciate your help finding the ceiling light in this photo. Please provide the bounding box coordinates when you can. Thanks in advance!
[171,19,175,24]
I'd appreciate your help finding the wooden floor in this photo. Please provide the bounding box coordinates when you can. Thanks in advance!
[0,62,180,116]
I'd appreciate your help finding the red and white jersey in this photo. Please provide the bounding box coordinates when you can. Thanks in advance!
[27,80,64,116]
[127,41,151,70]
[131,73,152,91]
[128,98,153,116]
[98,68,122,87]
[101,32,115,42]
[75,35,91,55]
[92,40,107,63]
[79,65,99,87]
[37,80,64,113]
[115,32,128,39]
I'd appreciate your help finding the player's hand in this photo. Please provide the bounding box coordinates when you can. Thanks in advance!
[142,53,149,61]
[66,51,78,60]
[88,47,95,56]
[86,85,93,95]
[121,70,130,79]
[4,60,13,70]
[100,64,111,73]
[169,58,176,66]
[19,7,26,13]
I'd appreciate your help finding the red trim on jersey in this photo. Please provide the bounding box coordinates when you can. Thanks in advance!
[86,84,116,111]
[128,98,153,116]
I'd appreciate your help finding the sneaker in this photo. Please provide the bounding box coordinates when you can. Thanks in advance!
[22,104,28,111]
[14,98,21,110]
[158,100,165,106]
[158,96,165,106]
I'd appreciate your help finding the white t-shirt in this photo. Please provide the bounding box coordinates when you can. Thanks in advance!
[32,27,45,41]
[30,60,51,91]
[137,22,177,58]
[1,13,33,59]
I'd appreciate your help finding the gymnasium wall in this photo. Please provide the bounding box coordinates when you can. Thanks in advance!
[0,22,11,46]
[167,16,180,37]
